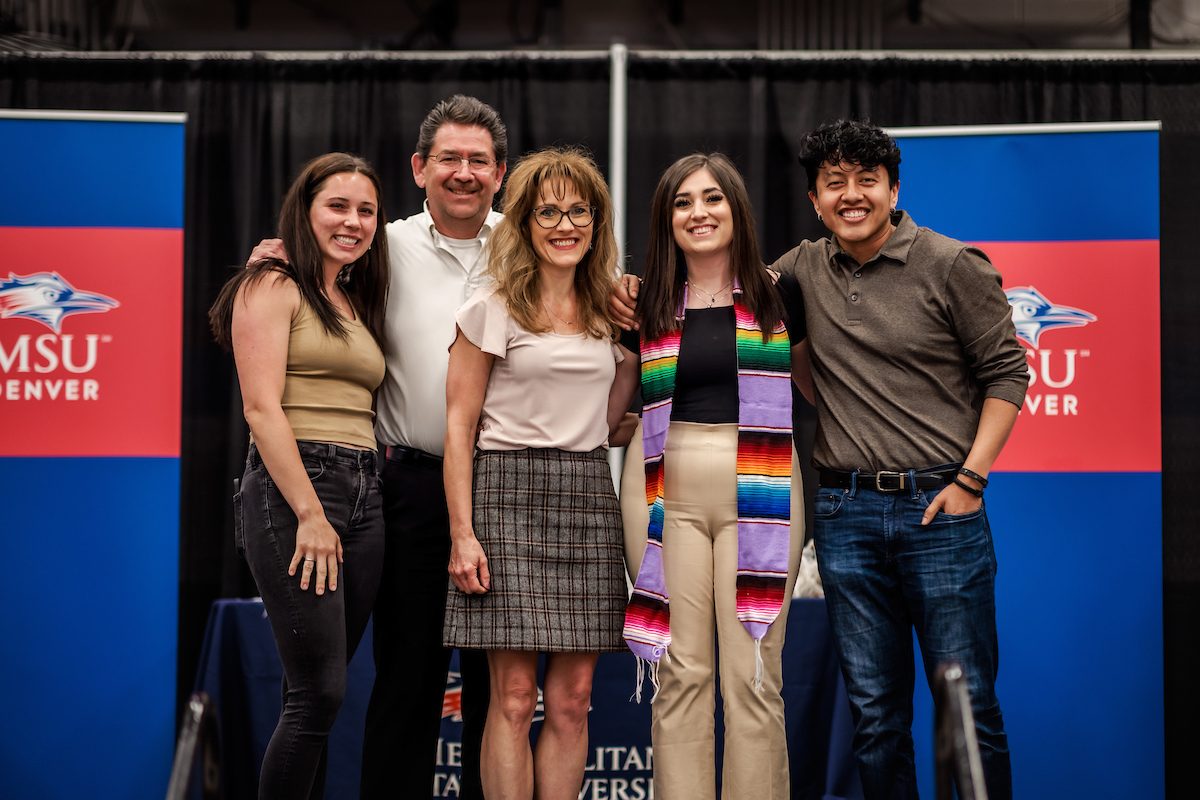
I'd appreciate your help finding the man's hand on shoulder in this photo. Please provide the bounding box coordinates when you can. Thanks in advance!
[610,274,640,331]
[247,238,288,268]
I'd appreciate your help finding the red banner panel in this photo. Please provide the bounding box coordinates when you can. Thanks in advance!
[984,239,1160,472]
[0,227,183,457]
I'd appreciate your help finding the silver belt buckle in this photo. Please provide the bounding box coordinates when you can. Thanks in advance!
[875,470,905,492]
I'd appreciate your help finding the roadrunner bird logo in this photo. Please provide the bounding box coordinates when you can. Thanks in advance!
[0,272,119,333]
[1005,286,1096,348]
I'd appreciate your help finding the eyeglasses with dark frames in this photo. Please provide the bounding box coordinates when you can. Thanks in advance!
[531,205,594,228]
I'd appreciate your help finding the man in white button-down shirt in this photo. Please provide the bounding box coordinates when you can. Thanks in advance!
[364,95,506,800]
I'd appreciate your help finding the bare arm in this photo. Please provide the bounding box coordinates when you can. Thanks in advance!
[609,412,640,449]
[790,338,814,406]
[921,396,1020,524]
[443,329,495,594]
[607,343,640,440]
[232,274,342,594]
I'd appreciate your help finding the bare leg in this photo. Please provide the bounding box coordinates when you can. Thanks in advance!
[483,650,539,800]
[533,652,599,800]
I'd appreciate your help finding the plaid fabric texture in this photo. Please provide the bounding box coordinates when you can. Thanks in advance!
[443,447,626,652]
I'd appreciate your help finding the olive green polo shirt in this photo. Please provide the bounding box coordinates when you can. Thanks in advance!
[772,211,1029,472]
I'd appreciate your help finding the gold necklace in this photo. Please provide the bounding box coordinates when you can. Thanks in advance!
[687,279,733,308]
[542,299,578,332]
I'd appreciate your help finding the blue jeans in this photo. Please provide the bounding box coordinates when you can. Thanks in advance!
[238,441,385,799]
[813,473,1011,800]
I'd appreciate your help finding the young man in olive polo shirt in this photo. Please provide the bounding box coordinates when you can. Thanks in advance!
[772,119,1028,799]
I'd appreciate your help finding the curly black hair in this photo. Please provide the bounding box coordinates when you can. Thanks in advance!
[797,119,901,192]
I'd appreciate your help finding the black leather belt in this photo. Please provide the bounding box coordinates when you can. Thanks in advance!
[818,467,958,493]
[384,445,443,465]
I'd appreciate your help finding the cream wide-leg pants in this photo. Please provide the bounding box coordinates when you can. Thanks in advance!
[621,420,805,800]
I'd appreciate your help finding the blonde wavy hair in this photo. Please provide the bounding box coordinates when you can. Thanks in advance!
[487,146,618,339]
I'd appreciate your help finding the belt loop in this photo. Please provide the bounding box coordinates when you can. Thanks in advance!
[907,468,919,499]
[848,469,859,499]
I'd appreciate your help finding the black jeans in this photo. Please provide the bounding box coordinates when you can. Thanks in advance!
[360,452,489,800]
[239,442,384,800]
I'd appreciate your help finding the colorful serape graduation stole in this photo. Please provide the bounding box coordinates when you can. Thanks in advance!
[623,280,793,697]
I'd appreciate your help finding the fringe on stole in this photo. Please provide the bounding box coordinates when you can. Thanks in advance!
[630,649,672,704]
[631,643,765,701]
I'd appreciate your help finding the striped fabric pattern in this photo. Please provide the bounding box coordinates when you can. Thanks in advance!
[732,303,793,640]
[623,282,793,668]
[639,328,681,548]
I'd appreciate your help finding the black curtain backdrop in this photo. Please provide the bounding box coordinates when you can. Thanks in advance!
[2,51,1195,788]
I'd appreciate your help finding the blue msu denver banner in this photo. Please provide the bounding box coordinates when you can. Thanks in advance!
[0,110,185,798]
[889,123,1163,798]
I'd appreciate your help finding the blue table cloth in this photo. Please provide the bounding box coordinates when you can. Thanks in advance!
[192,597,861,799]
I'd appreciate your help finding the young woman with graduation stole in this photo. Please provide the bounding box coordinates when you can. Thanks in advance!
[620,152,808,799]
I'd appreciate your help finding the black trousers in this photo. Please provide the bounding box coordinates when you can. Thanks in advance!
[241,442,384,800]
[360,453,488,799]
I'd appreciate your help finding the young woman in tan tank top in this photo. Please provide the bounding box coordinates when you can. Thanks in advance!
[209,152,390,798]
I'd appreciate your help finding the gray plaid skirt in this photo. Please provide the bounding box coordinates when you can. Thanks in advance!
[442,447,627,652]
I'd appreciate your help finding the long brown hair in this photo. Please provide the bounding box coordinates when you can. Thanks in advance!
[486,146,617,339]
[638,152,782,341]
[209,152,390,349]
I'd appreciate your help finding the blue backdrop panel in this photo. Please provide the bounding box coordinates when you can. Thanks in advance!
[911,472,1163,798]
[895,130,1158,242]
[888,125,1164,797]
[0,117,185,229]
[0,457,180,798]
[0,111,184,800]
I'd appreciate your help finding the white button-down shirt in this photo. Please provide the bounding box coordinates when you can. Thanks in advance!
[375,201,503,455]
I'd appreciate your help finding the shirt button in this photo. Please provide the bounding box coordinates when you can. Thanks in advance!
[854,271,862,278]
[850,293,859,302]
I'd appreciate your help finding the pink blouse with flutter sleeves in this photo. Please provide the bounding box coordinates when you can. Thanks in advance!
[454,286,623,452]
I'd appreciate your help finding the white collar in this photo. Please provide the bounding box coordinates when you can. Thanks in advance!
[420,200,500,245]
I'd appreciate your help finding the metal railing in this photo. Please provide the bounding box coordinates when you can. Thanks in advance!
[165,692,221,800]
[934,662,989,800]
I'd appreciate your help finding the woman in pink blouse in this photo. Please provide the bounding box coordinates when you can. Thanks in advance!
[441,146,638,799]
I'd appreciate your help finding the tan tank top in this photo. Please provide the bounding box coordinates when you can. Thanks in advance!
[280,300,385,450]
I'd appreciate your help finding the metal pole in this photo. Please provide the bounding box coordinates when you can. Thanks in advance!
[607,42,629,496]
[609,41,628,273]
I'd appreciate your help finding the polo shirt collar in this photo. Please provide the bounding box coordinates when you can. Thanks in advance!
[829,209,918,268]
